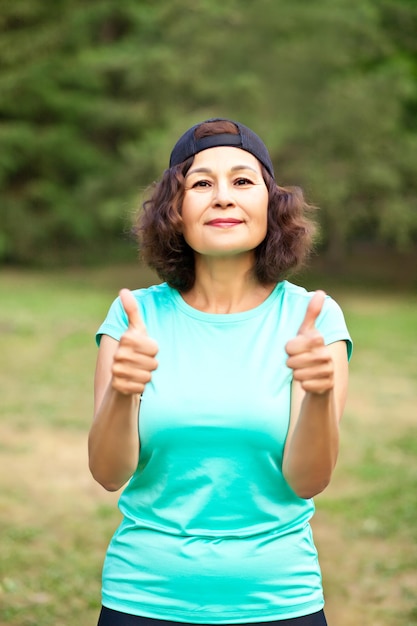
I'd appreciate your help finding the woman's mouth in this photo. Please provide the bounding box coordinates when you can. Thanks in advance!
[206,218,243,228]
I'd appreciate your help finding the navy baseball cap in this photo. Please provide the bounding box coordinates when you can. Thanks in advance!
[169,118,274,178]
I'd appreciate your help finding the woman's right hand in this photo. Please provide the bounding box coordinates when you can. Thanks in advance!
[112,288,159,396]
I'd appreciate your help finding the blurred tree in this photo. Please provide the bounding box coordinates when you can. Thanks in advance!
[0,0,416,265]
[267,0,417,264]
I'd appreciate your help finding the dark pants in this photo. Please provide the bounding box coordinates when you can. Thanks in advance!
[97,607,328,626]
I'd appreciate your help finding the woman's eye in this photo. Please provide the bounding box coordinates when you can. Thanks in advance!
[192,180,211,188]
[235,178,253,186]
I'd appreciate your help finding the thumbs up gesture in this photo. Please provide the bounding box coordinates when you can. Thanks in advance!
[285,291,334,395]
[111,289,159,395]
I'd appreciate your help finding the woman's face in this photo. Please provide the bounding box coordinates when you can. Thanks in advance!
[181,146,269,258]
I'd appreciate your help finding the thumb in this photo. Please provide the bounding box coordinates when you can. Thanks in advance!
[297,290,326,335]
[119,288,146,332]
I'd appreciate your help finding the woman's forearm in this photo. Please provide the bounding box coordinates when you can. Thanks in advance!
[282,389,340,499]
[88,384,141,491]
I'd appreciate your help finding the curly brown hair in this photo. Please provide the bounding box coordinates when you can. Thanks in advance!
[134,121,317,292]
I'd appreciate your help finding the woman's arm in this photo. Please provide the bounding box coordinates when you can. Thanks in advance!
[282,341,348,498]
[88,290,158,491]
[282,291,349,499]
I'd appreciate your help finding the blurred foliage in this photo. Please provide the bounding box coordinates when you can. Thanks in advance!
[0,0,416,265]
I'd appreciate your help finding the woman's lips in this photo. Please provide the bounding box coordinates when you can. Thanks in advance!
[206,218,243,228]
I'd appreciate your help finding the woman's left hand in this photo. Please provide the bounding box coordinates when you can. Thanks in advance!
[285,291,334,395]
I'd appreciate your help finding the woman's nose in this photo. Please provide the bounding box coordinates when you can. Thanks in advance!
[212,181,235,208]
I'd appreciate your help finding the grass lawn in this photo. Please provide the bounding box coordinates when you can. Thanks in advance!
[0,265,416,626]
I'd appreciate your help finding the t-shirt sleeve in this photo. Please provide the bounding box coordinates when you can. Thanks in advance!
[95,296,128,346]
[317,296,353,361]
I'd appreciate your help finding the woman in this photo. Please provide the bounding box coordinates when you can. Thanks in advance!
[89,118,352,626]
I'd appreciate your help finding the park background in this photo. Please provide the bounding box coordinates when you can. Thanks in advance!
[0,1,416,625]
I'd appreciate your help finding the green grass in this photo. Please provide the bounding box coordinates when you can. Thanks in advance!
[313,285,417,626]
[0,266,416,626]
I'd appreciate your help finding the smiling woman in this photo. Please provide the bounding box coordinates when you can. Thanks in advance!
[89,118,353,626]
[136,120,316,293]
[181,146,269,261]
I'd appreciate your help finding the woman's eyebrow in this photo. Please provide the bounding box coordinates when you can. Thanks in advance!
[186,167,212,176]
[230,165,259,173]
[186,164,259,177]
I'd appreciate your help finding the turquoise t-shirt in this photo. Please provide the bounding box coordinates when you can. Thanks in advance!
[96,281,352,623]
